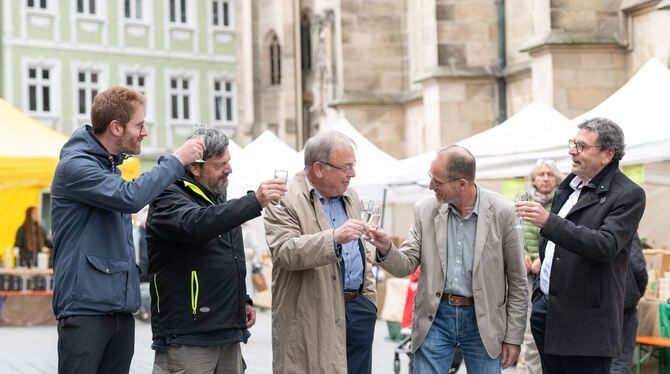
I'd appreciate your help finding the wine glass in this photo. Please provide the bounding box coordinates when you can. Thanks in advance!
[514,191,530,229]
[366,205,382,243]
[360,200,373,240]
[192,123,207,163]
[274,170,288,208]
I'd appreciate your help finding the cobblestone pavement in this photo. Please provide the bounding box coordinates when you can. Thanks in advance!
[0,309,517,373]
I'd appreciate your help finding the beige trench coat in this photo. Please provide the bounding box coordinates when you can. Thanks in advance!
[264,172,377,374]
[379,188,527,358]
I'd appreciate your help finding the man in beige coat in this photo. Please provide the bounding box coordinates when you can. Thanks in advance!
[264,131,377,374]
[369,145,527,373]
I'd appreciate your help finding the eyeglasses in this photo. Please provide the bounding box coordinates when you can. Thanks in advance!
[428,171,458,187]
[568,139,599,154]
[319,160,356,174]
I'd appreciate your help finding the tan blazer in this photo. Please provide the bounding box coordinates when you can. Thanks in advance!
[380,188,527,358]
[264,172,377,374]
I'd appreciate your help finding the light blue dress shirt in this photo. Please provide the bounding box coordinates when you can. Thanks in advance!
[311,183,364,291]
[443,185,480,297]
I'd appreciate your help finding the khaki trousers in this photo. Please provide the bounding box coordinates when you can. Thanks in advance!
[153,343,245,374]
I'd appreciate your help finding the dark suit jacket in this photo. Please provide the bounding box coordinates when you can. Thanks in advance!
[535,161,646,357]
[623,233,647,311]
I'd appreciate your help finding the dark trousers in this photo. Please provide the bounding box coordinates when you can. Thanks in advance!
[57,313,135,374]
[345,294,377,374]
[531,295,612,374]
[610,307,638,373]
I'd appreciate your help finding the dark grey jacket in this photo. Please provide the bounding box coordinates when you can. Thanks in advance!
[623,233,647,311]
[536,161,646,357]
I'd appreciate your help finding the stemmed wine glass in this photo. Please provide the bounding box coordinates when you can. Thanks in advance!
[514,191,530,229]
[367,205,382,242]
[192,123,207,163]
[360,200,373,240]
[274,170,288,208]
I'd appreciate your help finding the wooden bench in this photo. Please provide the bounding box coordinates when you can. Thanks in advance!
[636,336,670,374]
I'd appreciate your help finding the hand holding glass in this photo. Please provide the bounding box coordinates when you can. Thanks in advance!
[192,123,207,163]
[514,191,530,229]
[359,200,373,240]
[273,170,288,208]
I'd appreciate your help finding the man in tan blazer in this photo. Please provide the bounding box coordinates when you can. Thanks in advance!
[264,131,377,374]
[369,145,527,373]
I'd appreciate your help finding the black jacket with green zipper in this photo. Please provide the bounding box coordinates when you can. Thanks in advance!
[146,176,262,339]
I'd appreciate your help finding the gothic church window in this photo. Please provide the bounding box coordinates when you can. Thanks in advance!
[270,35,281,85]
[301,14,311,71]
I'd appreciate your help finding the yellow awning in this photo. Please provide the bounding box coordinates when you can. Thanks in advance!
[0,98,140,266]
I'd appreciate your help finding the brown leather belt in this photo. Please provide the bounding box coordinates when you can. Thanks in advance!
[441,293,474,305]
[344,290,360,302]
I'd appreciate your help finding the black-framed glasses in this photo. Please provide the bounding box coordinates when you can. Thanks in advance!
[428,171,457,187]
[319,160,356,174]
[568,139,599,154]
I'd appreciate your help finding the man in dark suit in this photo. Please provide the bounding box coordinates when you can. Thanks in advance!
[515,117,646,374]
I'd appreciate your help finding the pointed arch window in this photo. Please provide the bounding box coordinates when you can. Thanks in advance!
[270,36,281,86]
[301,14,311,71]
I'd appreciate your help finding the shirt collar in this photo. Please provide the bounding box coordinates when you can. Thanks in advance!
[570,176,585,191]
[448,184,480,219]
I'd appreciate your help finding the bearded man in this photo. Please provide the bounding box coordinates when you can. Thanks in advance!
[146,129,286,373]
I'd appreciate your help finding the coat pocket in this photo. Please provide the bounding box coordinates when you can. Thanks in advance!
[75,254,129,309]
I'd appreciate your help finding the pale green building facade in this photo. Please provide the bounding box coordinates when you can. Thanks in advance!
[1,0,237,169]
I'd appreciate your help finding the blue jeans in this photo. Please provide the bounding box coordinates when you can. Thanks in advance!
[414,302,501,374]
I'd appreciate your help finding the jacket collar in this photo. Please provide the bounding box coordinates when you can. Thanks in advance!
[84,125,130,166]
[554,161,620,215]
[558,160,619,195]
[179,175,225,205]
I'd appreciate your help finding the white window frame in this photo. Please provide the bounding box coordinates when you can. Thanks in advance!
[168,0,193,26]
[120,65,157,150]
[210,0,234,30]
[23,0,57,29]
[165,69,199,149]
[71,61,109,126]
[209,73,237,128]
[122,0,147,22]
[75,0,99,16]
[26,0,50,11]
[21,57,62,130]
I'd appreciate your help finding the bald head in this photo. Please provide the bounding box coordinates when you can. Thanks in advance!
[437,145,476,183]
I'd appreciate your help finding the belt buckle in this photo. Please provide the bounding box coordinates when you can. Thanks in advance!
[448,293,458,305]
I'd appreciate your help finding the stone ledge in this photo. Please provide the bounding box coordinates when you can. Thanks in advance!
[413,66,495,83]
[520,31,625,52]
[620,0,661,12]
[328,93,402,106]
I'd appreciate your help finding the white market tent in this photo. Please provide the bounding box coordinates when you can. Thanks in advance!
[382,101,574,202]
[569,58,670,247]
[331,119,398,200]
[227,130,301,199]
[572,58,670,174]
[292,118,399,200]
[228,139,243,157]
